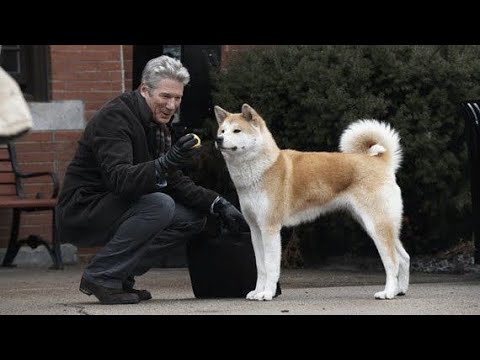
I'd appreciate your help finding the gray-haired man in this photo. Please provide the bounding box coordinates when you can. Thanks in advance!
[56,55,247,304]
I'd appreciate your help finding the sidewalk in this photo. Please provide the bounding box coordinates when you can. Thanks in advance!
[1,264,479,315]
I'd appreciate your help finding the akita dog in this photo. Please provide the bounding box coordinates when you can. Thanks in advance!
[214,104,410,301]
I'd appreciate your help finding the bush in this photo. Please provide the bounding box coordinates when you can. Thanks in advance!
[203,45,480,262]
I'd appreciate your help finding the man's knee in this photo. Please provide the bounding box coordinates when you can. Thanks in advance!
[137,193,176,223]
[170,204,207,235]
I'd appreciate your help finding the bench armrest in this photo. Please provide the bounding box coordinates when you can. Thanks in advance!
[15,171,60,198]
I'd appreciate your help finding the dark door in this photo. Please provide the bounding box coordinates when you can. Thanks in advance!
[132,45,165,90]
[132,45,221,130]
[180,45,220,130]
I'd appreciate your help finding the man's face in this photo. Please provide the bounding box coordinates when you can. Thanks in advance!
[140,78,184,125]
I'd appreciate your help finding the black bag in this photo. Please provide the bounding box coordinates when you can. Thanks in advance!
[186,222,281,298]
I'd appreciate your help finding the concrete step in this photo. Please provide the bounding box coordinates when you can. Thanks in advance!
[0,243,78,267]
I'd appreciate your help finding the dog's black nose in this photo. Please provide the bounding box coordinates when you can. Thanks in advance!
[216,136,224,145]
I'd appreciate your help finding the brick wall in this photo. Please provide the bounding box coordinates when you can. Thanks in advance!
[50,45,133,120]
[123,45,133,92]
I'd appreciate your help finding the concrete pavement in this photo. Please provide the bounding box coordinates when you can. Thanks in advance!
[1,265,479,315]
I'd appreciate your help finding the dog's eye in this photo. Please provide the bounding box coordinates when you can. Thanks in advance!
[233,129,241,133]
[221,130,225,133]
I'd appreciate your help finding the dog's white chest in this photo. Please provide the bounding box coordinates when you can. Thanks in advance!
[238,186,270,225]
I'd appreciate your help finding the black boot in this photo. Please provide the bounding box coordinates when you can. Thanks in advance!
[80,277,140,304]
[122,276,152,301]
[123,286,152,301]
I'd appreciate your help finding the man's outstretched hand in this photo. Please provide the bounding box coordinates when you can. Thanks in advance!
[157,133,200,170]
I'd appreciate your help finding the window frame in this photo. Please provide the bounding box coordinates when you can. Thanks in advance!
[0,45,50,102]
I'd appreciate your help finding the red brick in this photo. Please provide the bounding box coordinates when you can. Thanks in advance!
[18,132,53,142]
[53,142,79,152]
[51,92,70,100]
[56,152,75,162]
[19,163,54,173]
[73,80,121,92]
[54,131,83,142]
[85,110,96,120]
[51,80,66,92]
[17,152,55,163]
[85,100,114,112]
[25,180,54,190]
[15,142,56,153]
[20,213,52,226]
[57,62,122,73]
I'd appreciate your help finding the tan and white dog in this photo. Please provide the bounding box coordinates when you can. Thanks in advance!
[214,104,409,301]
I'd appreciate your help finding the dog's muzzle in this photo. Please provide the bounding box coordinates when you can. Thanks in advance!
[215,136,238,151]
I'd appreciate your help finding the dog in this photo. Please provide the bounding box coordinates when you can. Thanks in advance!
[214,103,409,301]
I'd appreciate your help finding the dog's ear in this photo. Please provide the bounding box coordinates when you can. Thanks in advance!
[241,104,263,128]
[214,105,230,125]
[241,104,259,121]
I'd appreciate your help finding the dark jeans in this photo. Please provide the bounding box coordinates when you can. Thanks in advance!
[82,193,206,289]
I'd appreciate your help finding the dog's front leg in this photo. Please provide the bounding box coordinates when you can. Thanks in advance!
[246,224,266,300]
[252,227,281,301]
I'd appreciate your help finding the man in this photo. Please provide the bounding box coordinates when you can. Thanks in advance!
[56,55,248,304]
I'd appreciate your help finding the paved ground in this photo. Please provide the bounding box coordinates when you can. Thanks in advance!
[1,264,479,315]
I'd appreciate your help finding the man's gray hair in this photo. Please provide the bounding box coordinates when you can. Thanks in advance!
[141,55,190,90]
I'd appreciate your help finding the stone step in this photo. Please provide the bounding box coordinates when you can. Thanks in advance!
[0,243,78,267]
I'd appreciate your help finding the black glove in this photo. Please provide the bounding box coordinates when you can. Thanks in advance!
[157,133,199,171]
[213,197,249,233]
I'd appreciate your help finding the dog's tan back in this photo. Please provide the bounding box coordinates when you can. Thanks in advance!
[215,103,409,301]
[263,150,393,225]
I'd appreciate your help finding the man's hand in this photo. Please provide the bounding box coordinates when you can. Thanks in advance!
[213,197,249,233]
[157,133,200,170]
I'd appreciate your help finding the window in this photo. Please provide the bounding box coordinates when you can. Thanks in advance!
[0,45,50,101]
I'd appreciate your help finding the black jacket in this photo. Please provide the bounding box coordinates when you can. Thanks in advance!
[56,90,218,247]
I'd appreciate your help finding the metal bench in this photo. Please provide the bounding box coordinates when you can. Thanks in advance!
[459,100,480,264]
[0,142,63,269]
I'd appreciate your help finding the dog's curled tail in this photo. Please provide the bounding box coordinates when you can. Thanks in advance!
[339,119,402,173]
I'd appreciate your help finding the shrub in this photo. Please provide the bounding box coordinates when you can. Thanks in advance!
[202,45,480,263]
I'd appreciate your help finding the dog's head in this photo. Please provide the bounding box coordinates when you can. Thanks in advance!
[213,104,268,159]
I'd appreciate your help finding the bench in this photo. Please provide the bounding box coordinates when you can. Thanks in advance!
[0,142,63,269]
[459,100,480,264]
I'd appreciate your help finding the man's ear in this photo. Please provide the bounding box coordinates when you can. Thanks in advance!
[214,105,230,125]
[139,83,149,98]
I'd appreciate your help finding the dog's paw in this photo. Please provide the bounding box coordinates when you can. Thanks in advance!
[395,286,408,296]
[374,290,395,300]
[246,290,259,300]
[253,290,274,301]
[395,289,407,296]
